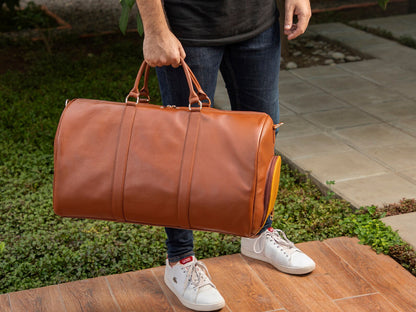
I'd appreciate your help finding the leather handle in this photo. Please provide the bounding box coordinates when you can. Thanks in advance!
[126,59,211,108]
[126,61,150,104]
[180,60,211,107]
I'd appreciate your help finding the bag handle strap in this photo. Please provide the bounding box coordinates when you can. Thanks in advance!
[180,61,211,107]
[125,59,211,109]
[125,61,151,104]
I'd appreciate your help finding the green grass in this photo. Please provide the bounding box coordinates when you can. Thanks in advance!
[0,34,414,294]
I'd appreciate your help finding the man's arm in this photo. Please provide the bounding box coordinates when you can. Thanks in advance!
[136,0,185,67]
[284,0,312,40]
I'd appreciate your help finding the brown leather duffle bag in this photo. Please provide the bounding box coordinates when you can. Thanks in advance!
[53,59,281,237]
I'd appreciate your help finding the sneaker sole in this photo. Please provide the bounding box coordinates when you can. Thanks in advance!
[164,273,225,311]
[241,248,315,275]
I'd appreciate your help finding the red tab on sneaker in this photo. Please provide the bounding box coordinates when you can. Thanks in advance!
[180,256,193,265]
[268,227,274,232]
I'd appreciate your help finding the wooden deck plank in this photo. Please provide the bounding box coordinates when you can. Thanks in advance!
[298,240,376,299]
[59,276,121,312]
[152,265,232,312]
[243,254,343,312]
[0,294,11,312]
[8,285,65,312]
[204,254,283,312]
[325,237,416,312]
[106,269,174,312]
[334,294,400,312]
[3,237,416,312]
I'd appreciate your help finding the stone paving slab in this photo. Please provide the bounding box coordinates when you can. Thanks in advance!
[334,173,416,209]
[308,22,416,71]
[382,212,416,249]
[355,14,416,42]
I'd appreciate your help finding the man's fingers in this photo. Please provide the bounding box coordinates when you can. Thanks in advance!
[171,46,186,68]
[288,14,310,40]
[284,3,294,31]
[171,59,181,68]
[285,21,305,40]
[296,11,311,34]
[179,45,186,60]
[284,0,311,40]
[142,31,185,68]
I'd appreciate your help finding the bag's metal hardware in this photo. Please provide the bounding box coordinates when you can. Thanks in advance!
[139,96,150,103]
[65,99,69,107]
[189,101,202,111]
[125,94,140,105]
[125,94,150,105]
[273,122,284,130]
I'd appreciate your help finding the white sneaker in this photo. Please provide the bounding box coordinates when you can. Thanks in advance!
[164,256,225,311]
[241,228,315,275]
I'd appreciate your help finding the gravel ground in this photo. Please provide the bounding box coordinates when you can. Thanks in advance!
[281,34,368,70]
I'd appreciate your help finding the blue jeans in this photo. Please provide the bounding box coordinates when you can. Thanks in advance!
[158,17,281,263]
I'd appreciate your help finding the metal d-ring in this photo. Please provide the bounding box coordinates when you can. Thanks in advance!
[125,94,139,105]
[125,94,150,105]
[188,100,203,111]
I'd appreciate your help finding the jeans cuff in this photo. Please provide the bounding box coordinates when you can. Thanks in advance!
[168,251,195,264]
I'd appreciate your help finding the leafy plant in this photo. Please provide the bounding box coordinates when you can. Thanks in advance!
[340,206,403,254]
[0,1,58,33]
[389,244,416,275]
[119,0,143,35]
[0,0,20,14]
[378,0,390,9]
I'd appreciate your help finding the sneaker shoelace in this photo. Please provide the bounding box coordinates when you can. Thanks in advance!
[253,229,298,255]
[183,261,215,292]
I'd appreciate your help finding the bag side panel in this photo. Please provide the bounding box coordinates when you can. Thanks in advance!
[253,116,276,234]
[53,99,125,220]
[189,110,266,236]
[123,106,189,226]
[252,117,276,233]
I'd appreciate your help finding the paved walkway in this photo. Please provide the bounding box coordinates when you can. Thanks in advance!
[216,16,416,248]
[217,20,416,209]
[280,21,416,209]
[356,14,416,42]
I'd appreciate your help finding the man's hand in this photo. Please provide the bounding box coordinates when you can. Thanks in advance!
[143,29,186,68]
[284,0,311,40]
[137,0,185,68]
